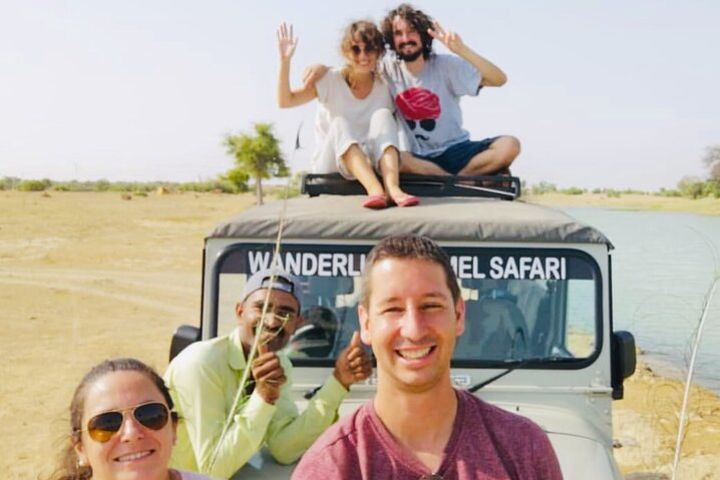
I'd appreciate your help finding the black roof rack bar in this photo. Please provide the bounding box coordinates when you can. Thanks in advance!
[301,173,521,200]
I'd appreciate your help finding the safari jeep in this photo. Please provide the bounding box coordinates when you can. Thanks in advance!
[170,174,636,479]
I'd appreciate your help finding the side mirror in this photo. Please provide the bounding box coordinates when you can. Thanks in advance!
[611,330,636,400]
[169,325,201,361]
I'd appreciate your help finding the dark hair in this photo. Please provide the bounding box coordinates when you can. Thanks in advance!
[361,235,460,308]
[381,3,434,59]
[48,358,177,480]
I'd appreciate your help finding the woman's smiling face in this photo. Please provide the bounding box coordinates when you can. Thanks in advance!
[74,370,176,480]
[347,41,379,75]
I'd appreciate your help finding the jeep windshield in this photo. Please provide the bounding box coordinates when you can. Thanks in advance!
[211,242,600,367]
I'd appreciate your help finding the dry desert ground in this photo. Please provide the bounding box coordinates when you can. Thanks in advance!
[1,191,719,479]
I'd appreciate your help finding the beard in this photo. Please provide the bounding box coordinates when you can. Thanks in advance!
[396,43,424,62]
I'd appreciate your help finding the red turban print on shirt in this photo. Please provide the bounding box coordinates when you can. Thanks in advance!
[395,87,441,121]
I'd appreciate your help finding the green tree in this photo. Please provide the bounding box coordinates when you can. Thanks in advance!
[224,123,289,205]
[677,176,704,199]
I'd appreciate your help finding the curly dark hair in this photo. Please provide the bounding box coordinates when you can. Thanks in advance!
[381,3,434,60]
[48,358,177,480]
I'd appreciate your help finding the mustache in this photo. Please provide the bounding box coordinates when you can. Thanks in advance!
[399,41,418,49]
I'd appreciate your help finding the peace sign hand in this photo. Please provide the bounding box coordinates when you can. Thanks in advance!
[427,21,465,55]
[277,22,298,61]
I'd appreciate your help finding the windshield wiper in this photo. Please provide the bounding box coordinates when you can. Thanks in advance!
[467,358,547,393]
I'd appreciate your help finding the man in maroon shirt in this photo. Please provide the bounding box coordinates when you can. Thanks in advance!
[292,235,563,479]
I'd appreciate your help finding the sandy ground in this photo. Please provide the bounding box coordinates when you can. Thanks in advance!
[1,191,719,479]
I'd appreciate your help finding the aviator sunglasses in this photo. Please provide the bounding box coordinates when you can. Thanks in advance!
[350,44,377,56]
[82,402,171,442]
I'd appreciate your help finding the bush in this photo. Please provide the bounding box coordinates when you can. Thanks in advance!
[677,177,705,199]
[177,179,241,193]
[18,179,52,191]
[561,187,585,195]
[96,179,111,192]
[0,177,21,190]
[528,181,557,195]
[657,188,681,197]
[702,181,720,198]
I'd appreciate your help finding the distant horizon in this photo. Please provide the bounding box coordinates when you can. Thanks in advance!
[2,1,719,190]
[1,173,705,193]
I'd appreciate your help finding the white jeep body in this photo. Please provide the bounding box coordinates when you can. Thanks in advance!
[173,194,634,479]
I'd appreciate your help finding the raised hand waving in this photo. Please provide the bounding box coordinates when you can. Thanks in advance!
[427,21,465,55]
[277,22,298,61]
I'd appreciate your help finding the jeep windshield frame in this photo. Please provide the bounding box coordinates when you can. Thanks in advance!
[208,241,603,370]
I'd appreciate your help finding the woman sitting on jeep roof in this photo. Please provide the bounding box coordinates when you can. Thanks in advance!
[276,20,419,209]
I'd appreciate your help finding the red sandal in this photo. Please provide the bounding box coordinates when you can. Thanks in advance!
[362,194,389,209]
[393,194,420,208]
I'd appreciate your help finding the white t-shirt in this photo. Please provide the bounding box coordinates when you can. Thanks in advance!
[313,68,394,166]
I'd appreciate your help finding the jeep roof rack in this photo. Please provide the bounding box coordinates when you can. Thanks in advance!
[301,173,521,200]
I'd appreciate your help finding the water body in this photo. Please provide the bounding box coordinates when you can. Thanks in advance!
[562,207,720,393]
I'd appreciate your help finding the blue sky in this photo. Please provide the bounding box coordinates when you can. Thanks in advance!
[1,0,719,189]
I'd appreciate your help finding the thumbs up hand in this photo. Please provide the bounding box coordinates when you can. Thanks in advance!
[333,331,373,390]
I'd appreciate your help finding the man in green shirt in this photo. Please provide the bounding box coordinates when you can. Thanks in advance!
[165,269,372,479]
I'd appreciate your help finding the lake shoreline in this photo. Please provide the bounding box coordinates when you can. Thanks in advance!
[524,192,720,216]
[614,353,720,477]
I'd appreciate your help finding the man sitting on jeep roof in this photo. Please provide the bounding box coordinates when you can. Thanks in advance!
[165,268,372,479]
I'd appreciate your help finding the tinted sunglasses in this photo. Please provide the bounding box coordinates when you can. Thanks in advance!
[84,402,171,443]
[350,44,377,56]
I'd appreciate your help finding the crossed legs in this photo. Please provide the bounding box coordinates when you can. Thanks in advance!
[458,136,520,176]
[400,136,521,176]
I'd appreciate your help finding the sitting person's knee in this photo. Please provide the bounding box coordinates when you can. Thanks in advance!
[506,136,521,156]
[497,136,521,164]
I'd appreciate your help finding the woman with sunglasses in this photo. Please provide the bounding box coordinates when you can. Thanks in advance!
[277,21,419,209]
[49,358,211,480]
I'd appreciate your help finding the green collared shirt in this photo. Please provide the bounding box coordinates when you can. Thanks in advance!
[165,328,347,479]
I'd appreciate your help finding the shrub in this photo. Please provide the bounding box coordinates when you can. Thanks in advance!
[0,177,21,190]
[96,179,111,191]
[18,179,52,191]
[528,181,558,195]
[561,187,585,195]
[702,181,720,198]
[677,177,705,199]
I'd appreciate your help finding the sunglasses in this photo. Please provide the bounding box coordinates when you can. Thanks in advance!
[350,44,377,56]
[84,402,171,443]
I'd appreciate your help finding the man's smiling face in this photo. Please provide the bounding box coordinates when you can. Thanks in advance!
[359,257,465,393]
[392,16,424,62]
[236,288,300,353]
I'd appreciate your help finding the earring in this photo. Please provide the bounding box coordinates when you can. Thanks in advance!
[77,457,87,468]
